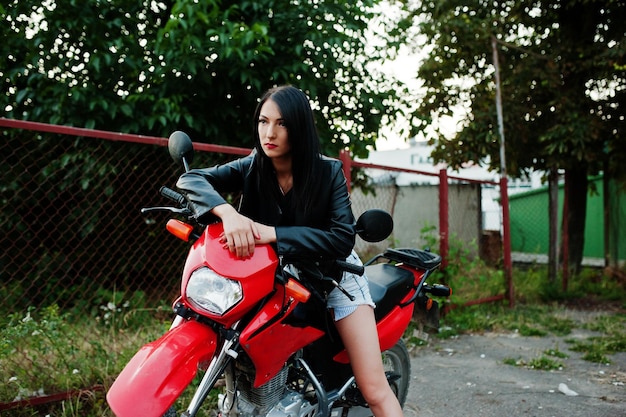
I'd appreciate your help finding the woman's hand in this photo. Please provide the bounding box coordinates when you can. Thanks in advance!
[253,222,277,245]
[212,204,260,258]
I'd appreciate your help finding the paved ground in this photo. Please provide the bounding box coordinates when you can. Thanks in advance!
[403,310,626,417]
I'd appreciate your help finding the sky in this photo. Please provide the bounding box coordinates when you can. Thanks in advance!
[370,2,467,152]
[373,43,463,151]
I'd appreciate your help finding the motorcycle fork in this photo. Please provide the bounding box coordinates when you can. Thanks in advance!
[183,329,240,417]
[219,361,238,417]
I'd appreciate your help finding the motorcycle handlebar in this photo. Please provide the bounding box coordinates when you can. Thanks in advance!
[160,186,186,206]
[334,259,365,276]
[156,187,365,279]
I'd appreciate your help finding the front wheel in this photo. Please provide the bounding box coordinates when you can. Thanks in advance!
[162,406,177,417]
[381,339,411,407]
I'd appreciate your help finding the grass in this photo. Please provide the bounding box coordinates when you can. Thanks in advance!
[502,346,569,371]
[2,254,626,416]
[503,355,565,371]
[0,297,171,417]
[567,333,626,365]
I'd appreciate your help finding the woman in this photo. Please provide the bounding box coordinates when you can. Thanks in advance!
[176,85,403,417]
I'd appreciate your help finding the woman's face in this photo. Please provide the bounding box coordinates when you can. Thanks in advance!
[258,99,291,161]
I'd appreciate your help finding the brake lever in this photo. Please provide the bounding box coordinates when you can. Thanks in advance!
[321,276,356,301]
[141,207,193,216]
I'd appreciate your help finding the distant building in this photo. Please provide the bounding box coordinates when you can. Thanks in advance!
[357,139,543,231]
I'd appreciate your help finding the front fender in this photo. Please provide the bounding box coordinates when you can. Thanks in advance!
[107,320,217,417]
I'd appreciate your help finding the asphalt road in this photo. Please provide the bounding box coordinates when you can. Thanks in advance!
[403,311,626,417]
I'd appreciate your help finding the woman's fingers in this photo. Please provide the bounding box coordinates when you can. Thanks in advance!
[232,232,255,258]
[221,221,256,258]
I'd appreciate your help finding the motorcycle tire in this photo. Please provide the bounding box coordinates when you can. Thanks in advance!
[162,406,177,417]
[381,339,411,407]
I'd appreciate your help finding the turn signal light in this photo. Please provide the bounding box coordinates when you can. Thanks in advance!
[285,279,311,303]
[166,219,194,242]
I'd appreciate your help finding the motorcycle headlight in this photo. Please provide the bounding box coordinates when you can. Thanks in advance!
[186,267,242,315]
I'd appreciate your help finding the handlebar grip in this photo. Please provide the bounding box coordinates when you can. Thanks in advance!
[160,186,186,206]
[335,259,365,276]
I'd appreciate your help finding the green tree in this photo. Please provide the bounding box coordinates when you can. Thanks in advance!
[0,0,412,309]
[407,0,626,273]
[1,0,410,157]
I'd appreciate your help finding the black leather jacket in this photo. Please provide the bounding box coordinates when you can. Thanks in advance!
[176,154,356,260]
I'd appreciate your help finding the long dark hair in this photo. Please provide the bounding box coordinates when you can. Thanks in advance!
[252,85,323,214]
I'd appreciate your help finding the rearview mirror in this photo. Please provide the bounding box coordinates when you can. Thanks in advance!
[356,209,393,242]
[168,131,194,171]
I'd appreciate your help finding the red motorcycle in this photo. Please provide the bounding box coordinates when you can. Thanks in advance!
[106,132,450,417]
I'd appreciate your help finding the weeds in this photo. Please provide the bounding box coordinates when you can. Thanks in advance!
[0,291,169,416]
[544,347,569,359]
[503,355,561,370]
[437,303,575,337]
[532,356,563,371]
[503,346,569,371]
[566,314,626,365]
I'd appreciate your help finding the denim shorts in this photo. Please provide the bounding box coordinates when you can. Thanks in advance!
[326,250,375,321]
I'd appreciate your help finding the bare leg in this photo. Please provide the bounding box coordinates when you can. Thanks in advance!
[334,305,404,417]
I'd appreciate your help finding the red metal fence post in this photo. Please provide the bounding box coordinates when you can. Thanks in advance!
[339,149,352,192]
[439,169,449,270]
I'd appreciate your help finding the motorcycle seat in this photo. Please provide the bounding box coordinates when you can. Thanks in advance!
[365,263,414,321]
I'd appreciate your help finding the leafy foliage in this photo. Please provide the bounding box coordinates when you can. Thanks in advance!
[404,0,626,272]
[1,0,410,157]
[407,0,626,179]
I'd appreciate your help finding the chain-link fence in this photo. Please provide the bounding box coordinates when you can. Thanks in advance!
[1,121,509,315]
[6,118,623,412]
[0,119,508,411]
[2,126,218,315]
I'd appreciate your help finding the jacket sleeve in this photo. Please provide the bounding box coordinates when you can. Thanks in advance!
[175,156,252,222]
[274,161,356,260]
